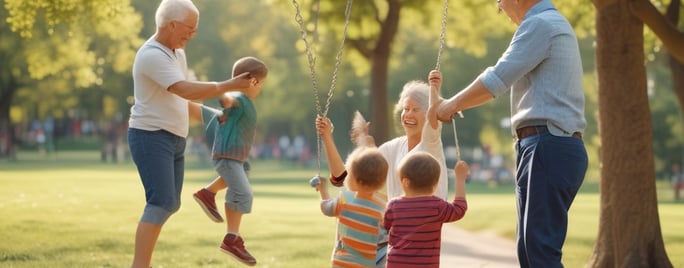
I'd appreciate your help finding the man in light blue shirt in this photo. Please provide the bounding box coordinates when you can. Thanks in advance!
[433,0,588,267]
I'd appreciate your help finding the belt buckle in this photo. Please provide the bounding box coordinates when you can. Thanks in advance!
[572,132,582,139]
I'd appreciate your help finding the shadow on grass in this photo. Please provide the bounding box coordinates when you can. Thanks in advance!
[0,252,38,262]
[255,190,314,199]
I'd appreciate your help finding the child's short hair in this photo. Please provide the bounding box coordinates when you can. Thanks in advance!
[347,147,388,191]
[399,152,440,192]
[232,56,268,80]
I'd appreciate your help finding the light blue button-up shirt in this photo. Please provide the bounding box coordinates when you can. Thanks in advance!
[479,0,586,136]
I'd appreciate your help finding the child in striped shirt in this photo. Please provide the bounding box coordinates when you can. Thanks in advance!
[383,152,469,268]
[314,146,388,267]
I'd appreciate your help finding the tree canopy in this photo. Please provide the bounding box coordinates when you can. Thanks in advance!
[1,0,141,123]
[0,0,680,179]
[2,0,684,265]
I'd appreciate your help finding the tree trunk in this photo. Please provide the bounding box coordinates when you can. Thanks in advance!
[0,76,18,159]
[0,88,14,124]
[665,0,684,113]
[589,1,672,267]
[370,50,391,144]
[670,57,684,113]
[368,0,401,144]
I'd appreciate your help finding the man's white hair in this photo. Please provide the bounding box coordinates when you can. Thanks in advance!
[155,0,199,28]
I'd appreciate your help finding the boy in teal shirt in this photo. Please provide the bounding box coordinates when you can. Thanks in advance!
[188,56,268,266]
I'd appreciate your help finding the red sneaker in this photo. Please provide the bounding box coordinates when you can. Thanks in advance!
[220,234,257,266]
[192,189,223,223]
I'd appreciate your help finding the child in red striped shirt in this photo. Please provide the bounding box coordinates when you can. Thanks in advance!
[383,152,469,268]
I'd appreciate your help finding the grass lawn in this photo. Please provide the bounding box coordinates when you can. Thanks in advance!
[457,177,684,267]
[1,151,682,267]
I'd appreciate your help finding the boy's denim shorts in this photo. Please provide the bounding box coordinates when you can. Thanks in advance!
[214,158,253,213]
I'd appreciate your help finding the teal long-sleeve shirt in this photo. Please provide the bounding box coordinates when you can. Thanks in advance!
[201,92,256,162]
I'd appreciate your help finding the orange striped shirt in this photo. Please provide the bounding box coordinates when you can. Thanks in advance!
[322,190,386,267]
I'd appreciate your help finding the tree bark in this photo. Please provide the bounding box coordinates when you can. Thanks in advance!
[0,76,18,159]
[368,0,401,144]
[629,0,684,63]
[369,49,391,143]
[631,0,684,114]
[669,56,684,113]
[589,1,672,267]
[0,82,15,123]
[664,0,684,114]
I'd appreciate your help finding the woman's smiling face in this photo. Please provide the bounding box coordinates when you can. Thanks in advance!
[400,96,426,139]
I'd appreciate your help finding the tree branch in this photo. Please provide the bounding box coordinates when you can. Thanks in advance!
[665,0,680,25]
[347,38,373,59]
[629,0,684,63]
[375,0,400,55]
[371,1,382,25]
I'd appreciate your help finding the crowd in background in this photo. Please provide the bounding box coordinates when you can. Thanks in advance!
[0,116,518,186]
[4,116,683,198]
[0,116,128,161]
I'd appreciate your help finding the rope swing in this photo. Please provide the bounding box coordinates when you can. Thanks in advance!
[432,0,463,162]
[292,0,353,187]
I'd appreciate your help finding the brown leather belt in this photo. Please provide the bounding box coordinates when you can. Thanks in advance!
[516,126,582,140]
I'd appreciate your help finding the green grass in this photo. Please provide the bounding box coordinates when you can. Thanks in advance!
[452,177,684,267]
[1,152,335,268]
[1,151,683,267]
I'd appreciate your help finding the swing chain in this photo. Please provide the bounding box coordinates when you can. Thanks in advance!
[435,0,448,72]
[292,0,353,118]
[293,0,353,181]
[451,116,461,162]
[293,0,320,116]
[434,0,462,162]
[325,0,353,118]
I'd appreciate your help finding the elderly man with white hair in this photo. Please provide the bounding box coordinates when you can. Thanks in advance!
[127,0,254,267]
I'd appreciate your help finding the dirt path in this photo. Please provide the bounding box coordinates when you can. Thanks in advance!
[440,224,518,267]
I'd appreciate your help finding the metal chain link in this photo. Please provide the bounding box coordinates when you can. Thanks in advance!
[292,0,351,118]
[292,0,353,177]
[324,0,352,118]
[293,0,321,118]
[434,0,463,162]
[435,0,449,72]
[452,116,461,161]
